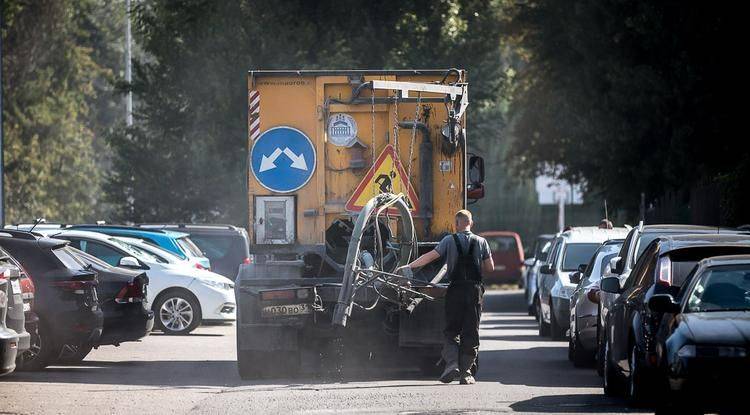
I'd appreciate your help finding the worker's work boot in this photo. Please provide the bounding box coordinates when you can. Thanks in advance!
[439,345,459,383]
[459,354,477,385]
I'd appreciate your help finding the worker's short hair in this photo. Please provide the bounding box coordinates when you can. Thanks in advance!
[455,209,473,223]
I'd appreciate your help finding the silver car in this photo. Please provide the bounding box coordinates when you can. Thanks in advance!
[523,234,554,317]
[568,239,623,366]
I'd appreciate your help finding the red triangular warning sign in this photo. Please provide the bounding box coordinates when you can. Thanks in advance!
[345,144,419,213]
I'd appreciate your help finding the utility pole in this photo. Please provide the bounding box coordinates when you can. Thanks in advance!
[125,0,133,126]
[0,0,5,227]
[555,184,567,232]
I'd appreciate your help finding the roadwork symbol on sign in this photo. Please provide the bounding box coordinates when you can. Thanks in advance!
[250,126,316,193]
[345,144,419,213]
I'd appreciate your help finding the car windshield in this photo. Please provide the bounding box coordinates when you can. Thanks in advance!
[109,238,165,263]
[561,243,600,271]
[52,247,86,271]
[686,264,750,312]
[176,236,205,257]
[119,238,180,264]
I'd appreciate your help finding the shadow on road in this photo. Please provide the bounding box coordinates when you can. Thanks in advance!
[510,394,632,413]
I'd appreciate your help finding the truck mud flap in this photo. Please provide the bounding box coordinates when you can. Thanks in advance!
[237,324,298,352]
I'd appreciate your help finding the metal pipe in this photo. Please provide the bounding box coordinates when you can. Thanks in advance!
[398,121,433,236]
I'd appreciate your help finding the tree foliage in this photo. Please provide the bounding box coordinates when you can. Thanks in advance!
[506,0,748,223]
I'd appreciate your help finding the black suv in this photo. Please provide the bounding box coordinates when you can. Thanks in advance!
[600,233,750,404]
[0,230,103,370]
[138,224,250,280]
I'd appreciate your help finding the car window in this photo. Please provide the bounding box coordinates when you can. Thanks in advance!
[176,237,205,257]
[668,246,750,286]
[686,264,750,312]
[625,241,659,289]
[53,247,86,271]
[536,239,552,262]
[81,240,127,267]
[618,229,636,268]
[108,238,165,263]
[188,234,245,261]
[487,236,518,253]
[548,239,562,267]
[561,243,600,272]
[70,247,112,269]
[633,233,661,265]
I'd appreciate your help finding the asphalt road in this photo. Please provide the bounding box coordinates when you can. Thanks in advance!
[0,290,646,414]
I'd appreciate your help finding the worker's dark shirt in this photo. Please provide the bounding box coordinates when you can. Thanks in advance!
[434,230,491,277]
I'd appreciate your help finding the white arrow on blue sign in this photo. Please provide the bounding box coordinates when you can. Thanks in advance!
[250,126,317,193]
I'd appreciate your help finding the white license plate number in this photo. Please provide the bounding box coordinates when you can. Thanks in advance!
[262,303,311,317]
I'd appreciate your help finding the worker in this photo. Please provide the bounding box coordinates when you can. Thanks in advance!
[398,210,494,384]
[598,219,613,229]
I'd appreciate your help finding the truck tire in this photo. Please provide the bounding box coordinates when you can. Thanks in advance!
[238,350,300,380]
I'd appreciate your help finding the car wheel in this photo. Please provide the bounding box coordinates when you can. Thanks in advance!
[568,332,575,361]
[238,350,300,380]
[154,289,202,335]
[15,321,54,371]
[532,296,540,321]
[572,329,592,367]
[549,298,563,340]
[627,342,649,406]
[603,337,624,396]
[596,309,605,376]
[538,299,550,337]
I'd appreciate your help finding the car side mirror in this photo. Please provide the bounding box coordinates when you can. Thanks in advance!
[468,155,485,184]
[118,256,141,269]
[600,276,621,293]
[648,294,680,313]
[609,256,622,274]
[524,258,535,267]
[569,271,582,284]
[540,264,554,274]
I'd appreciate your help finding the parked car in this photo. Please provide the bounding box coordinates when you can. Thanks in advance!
[52,230,236,335]
[67,225,211,270]
[0,230,102,370]
[58,249,154,361]
[0,267,19,376]
[480,231,525,285]
[568,239,623,366]
[0,250,31,370]
[594,224,747,376]
[599,234,750,404]
[538,227,629,339]
[137,224,251,280]
[524,234,554,316]
[649,255,750,411]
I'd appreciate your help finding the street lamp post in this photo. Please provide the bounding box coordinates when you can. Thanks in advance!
[0,0,5,227]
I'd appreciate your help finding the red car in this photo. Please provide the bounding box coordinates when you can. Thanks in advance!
[480,231,525,285]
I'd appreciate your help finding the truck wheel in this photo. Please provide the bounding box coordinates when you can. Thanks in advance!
[153,289,202,335]
[238,350,300,380]
[419,356,443,377]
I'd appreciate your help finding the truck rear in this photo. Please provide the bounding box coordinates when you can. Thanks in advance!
[236,69,485,378]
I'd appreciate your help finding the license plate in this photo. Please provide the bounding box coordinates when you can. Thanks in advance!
[11,279,21,295]
[262,303,311,317]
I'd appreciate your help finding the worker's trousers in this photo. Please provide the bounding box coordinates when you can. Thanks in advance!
[443,282,484,358]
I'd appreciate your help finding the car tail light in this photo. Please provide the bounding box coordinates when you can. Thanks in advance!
[195,262,207,270]
[20,277,35,299]
[115,280,145,304]
[243,257,253,265]
[657,255,672,286]
[52,279,96,295]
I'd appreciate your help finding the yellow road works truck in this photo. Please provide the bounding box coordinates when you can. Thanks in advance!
[236,69,486,378]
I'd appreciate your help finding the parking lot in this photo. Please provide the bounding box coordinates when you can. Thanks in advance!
[0,290,645,414]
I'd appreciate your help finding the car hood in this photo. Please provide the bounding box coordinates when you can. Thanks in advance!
[682,312,750,345]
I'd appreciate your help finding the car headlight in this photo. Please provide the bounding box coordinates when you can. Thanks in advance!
[203,280,234,291]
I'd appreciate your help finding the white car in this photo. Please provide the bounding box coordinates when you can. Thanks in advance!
[51,230,236,335]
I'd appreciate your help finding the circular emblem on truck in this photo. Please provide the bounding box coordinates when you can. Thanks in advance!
[250,126,317,193]
[327,113,358,147]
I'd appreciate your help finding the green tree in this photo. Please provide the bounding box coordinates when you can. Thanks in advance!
[2,0,122,223]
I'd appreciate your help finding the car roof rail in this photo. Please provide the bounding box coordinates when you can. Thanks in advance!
[68,224,169,234]
[137,223,239,230]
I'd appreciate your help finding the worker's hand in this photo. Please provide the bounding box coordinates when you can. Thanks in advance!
[396,265,411,274]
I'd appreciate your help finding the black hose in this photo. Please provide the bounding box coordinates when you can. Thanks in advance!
[439,68,461,85]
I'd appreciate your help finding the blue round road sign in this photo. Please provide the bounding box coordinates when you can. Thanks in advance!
[250,126,316,193]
